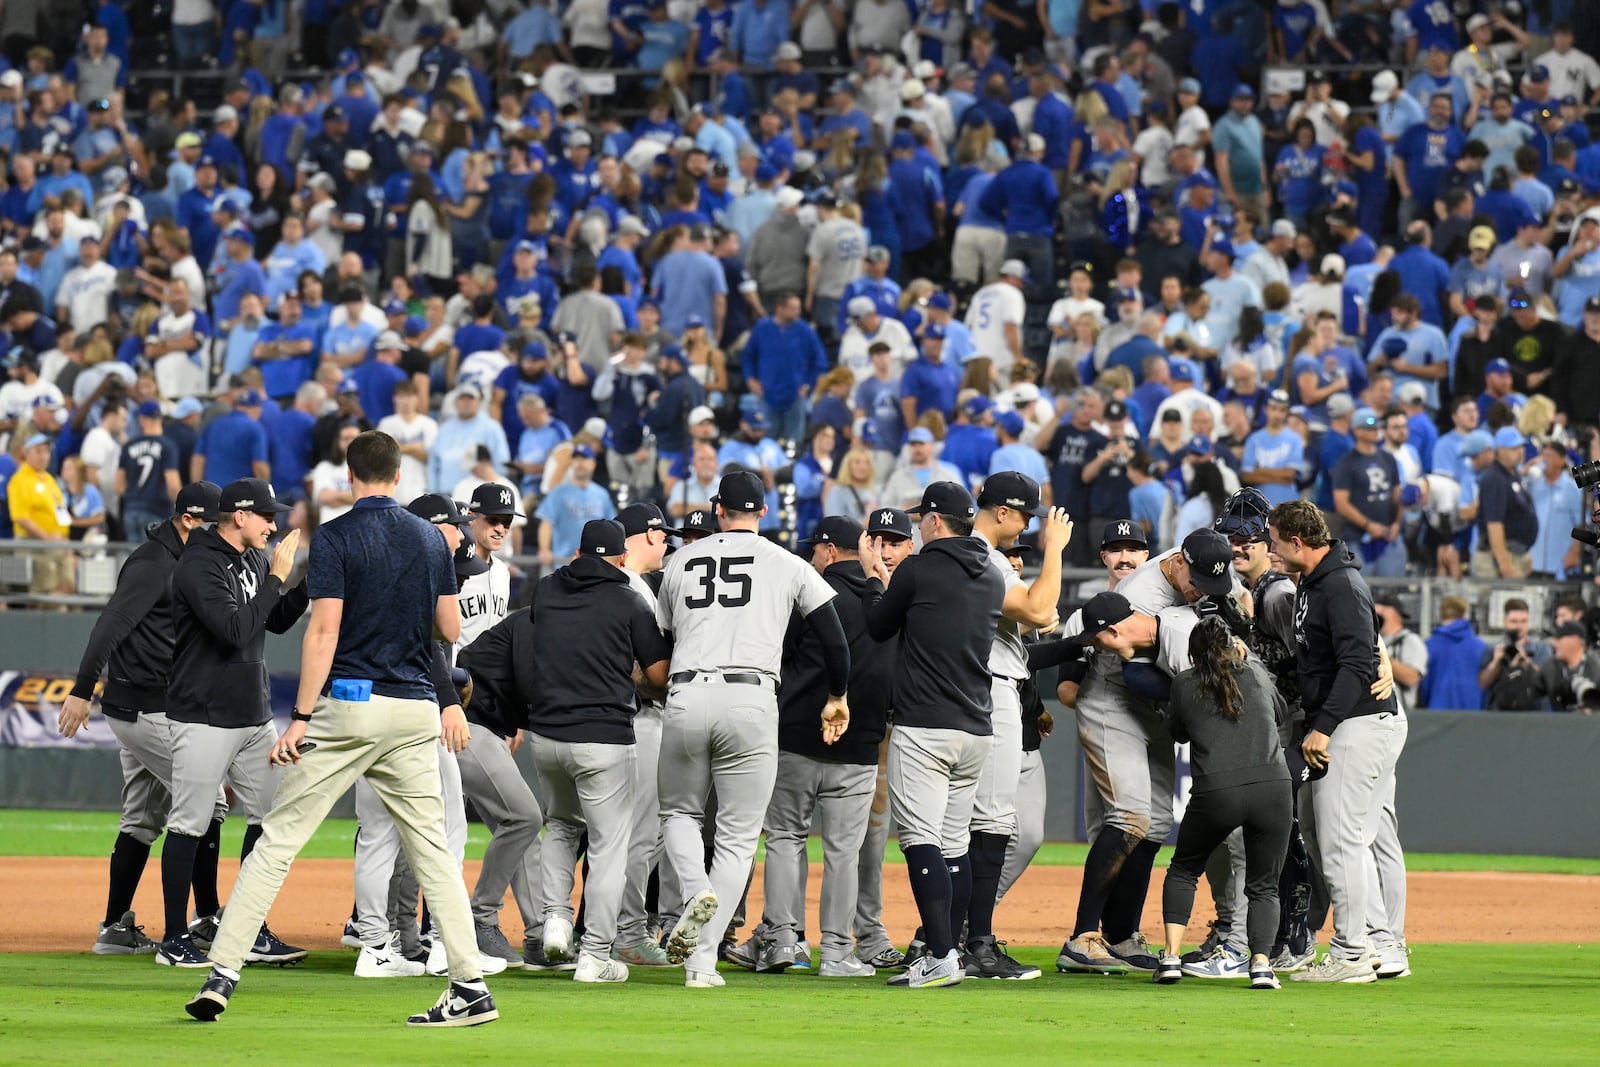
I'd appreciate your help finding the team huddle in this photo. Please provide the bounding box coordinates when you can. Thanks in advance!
[62,428,1407,1026]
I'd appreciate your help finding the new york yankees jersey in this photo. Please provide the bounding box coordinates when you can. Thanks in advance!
[625,567,665,711]
[656,530,835,679]
[978,531,1030,682]
[455,556,510,658]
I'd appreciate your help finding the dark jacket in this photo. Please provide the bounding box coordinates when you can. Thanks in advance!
[1293,540,1392,735]
[527,556,671,745]
[458,607,536,737]
[1021,635,1080,752]
[779,560,892,765]
[167,526,310,728]
[864,535,1004,735]
[71,518,188,717]
[1166,656,1290,792]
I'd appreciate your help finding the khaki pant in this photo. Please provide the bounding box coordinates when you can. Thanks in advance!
[204,694,482,983]
[951,227,1007,287]
[1469,548,1532,580]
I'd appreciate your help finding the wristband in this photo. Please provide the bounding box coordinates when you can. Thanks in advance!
[291,708,313,722]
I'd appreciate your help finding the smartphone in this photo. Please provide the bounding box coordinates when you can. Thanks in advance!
[293,741,317,755]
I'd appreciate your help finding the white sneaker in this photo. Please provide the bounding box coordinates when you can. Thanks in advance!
[424,938,509,977]
[685,967,725,988]
[819,957,876,978]
[574,952,628,983]
[1374,940,1412,979]
[542,916,575,962]
[896,949,964,988]
[356,934,426,978]
[1291,952,1378,984]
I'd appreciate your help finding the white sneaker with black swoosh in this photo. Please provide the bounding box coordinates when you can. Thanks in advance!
[356,933,426,978]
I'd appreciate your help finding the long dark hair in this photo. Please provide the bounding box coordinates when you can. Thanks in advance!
[1189,616,1246,721]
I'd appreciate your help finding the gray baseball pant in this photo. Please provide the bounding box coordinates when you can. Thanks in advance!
[971,679,1023,836]
[617,706,663,949]
[354,744,467,946]
[531,732,635,959]
[657,679,779,975]
[456,728,544,930]
[997,748,1046,903]
[1370,713,1409,944]
[888,726,990,858]
[1306,712,1403,961]
[166,720,277,837]
[106,712,224,844]
[852,731,895,958]
[762,751,876,962]
[1075,700,1176,842]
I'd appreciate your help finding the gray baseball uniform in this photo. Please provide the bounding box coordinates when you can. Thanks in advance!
[972,534,1029,837]
[655,529,837,977]
[617,568,665,951]
[851,736,895,958]
[105,712,228,843]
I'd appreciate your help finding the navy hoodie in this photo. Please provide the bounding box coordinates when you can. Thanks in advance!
[864,535,1004,735]
[71,518,189,716]
[779,560,892,765]
[1293,539,1394,735]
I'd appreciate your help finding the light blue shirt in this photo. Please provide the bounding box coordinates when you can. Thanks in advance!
[1528,467,1584,577]
[695,120,739,169]
[262,239,327,309]
[1200,272,1263,352]
[724,188,776,248]
[1555,248,1600,326]
[1375,93,1426,163]
[504,4,563,58]
[1371,322,1450,411]
[1512,177,1554,221]
[221,319,262,376]
[989,442,1049,487]
[1467,117,1534,179]
[729,0,791,68]
[1241,427,1305,505]
[429,413,511,493]
[535,479,614,557]
[323,320,379,366]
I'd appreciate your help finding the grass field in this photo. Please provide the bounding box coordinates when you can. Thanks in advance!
[0,947,1592,1065]
[4,808,1599,874]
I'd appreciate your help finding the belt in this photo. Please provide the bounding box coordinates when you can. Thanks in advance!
[670,671,769,688]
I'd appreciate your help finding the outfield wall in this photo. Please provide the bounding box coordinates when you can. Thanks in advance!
[3,616,1596,857]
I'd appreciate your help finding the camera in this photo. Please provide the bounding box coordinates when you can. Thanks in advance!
[1574,461,1600,489]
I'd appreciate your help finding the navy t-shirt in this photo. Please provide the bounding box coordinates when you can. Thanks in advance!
[1045,422,1096,517]
[1332,447,1400,535]
[118,434,179,514]
[308,496,456,700]
[1082,430,1134,516]
[195,410,267,485]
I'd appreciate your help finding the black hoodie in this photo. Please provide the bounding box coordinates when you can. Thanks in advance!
[167,526,310,729]
[71,518,188,717]
[779,560,893,765]
[864,535,1004,735]
[527,555,672,745]
[458,607,536,738]
[1294,539,1392,735]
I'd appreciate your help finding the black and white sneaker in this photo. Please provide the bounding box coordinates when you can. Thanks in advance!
[156,934,211,968]
[1153,954,1184,984]
[245,925,308,966]
[406,983,499,1028]
[963,936,1041,980]
[188,913,221,952]
[185,967,237,1022]
[1250,964,1282,990]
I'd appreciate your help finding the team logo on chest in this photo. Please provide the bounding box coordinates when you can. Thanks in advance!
[238,565,259,601]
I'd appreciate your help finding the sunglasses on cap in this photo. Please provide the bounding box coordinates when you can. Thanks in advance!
[1508,296,1531,309]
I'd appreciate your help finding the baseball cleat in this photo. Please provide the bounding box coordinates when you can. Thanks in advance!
[1106,932,1161,971]
[245,925,307,966]
[186,913,221,952]
[185,967,237,1022]
[1056,933,1128,973]
[1269,941,1317,973]
[665,890,719,964]
[95,910,157,955]
[542,916,575,963]
[155,934,211,968]
[1290,952,1378,983]
[1249,964,1282,990]
[340,920,363,950]
[721,937,758,971]
[407,983,499,1027]
[574,952,629,983]
[858,945,908,970]
[1152,954,1183,984]
[475,924,525,969]
[964,936,1040,980]
[613,941,672,967]
[1180,921,1225,964]
[522,940,577,972]
[819,957,876,978]
[684,968,725,988]
[355,933,426,978]
[1180,944,1248,979]
[890,949,964,988]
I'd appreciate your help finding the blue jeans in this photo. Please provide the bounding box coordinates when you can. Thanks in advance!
[122,507,166,546]
[1364,537,1409,578]
[172,24,213,68]
[765,397,810,444]
[1004,232,1054,292]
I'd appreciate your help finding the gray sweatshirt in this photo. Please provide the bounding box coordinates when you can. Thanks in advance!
[1165,655,1289,792]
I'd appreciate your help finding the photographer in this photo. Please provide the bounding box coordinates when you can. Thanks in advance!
[1476,598,1551,712]
[1534,623,1600,714]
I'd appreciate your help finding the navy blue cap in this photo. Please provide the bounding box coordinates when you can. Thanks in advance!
[1100,519,1148,549]
[1181,529,1234,595]
[580,518,626,557]
[219,478,292,515]
[976,471,1048,517]
[906,480,976,520]
[175,480,222,521]
[468,481,524,518]
[866,507,913,540]
[712,470,767,512]
[617,501,680,537]
[680,508,717,538]
[801,514,866,547]
[408,493,474,527]
[1068,591,1136,647]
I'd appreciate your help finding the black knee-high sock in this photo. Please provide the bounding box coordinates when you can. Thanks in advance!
[105,833,153,925]
[945,854,971,952]
[1072,829,1141,937]
[903,844,954,958]
[241,822,264,862]
[965,832,1010,943]
[1102,839,1162,943]
[191,819,223,918]
[161,832,203,941]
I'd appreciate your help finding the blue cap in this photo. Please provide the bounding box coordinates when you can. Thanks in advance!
[1494,427,1526,449]
[1170,362,1195,382]
[964,394,994,417]
[743,406,770,429]
[907,426,935,444]
[1381,336,1408,356]
[1400,484,1422,507]
[891,131,916,152]
[337,377,359,395]
[928,292,952,310]
[997,410,1025,437]
[1485,357,1512,374]
[685,313,706,329]
[1187,434,1213,455]
[226,226,254,246]
[403,314,427,335]
[239,389,265,407]
[1333,179,1359,200]
[1232,83,1255,99]
[345,72,363,88]
[659,343,686,364]
[754,162,777,183]
[514,239,537,254]
[1116,287,1140,303]
[136,400,162,419]
[1507,289,1532,309]
[522,340,548,359]
[23,432,50,449]
[572,443,596,459]
[1210,239,1235,259]
[1178,77,1201,94]
[197,153,217,168]
[924,322,947,340]
[1529,65,1550,83]
[173,397,205,418]
[338,47,360,69]
[1460,430,1494,457]
[1353,406,1380,428]
[384,297,406,314]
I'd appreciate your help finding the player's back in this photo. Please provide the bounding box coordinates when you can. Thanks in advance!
[657,530,834,679]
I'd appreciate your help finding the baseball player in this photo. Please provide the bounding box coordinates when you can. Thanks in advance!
[739,516,892,977]
[959,472,1072,980]
[528,519,672,983]
[858,481,1006,989]
[1056,521,1150,709]
[851,507,914,970]
[612,502,677,968]
[162,478,309,969]
[654,470,850,989]
[1056,528,1238,974]
[59,482,224,956]
[1267,501,1405,984]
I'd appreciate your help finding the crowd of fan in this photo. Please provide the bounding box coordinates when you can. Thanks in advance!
[0,1,1597,633]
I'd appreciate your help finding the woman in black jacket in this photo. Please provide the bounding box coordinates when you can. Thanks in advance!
[1154,617,1294,990]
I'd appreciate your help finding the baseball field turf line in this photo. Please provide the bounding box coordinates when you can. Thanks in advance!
[0,947,1589,1065]
[4,808,1599,874]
